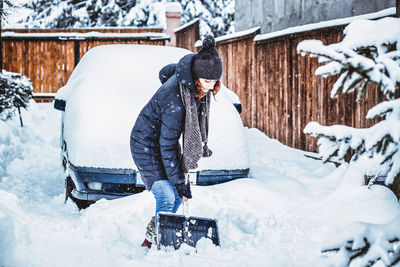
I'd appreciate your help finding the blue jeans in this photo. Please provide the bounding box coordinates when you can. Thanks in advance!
[151,180,182,223]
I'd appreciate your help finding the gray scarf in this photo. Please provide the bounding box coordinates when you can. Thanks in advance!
[179,82,213,173]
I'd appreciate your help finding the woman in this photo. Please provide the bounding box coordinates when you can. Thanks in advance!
[130,35,223,249]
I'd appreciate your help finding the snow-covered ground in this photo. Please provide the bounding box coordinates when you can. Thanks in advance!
[1,102,399,267]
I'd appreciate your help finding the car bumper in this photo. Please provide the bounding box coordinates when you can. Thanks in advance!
[68,163,250,201]
[68,163,145,202]
[71,189,134,201]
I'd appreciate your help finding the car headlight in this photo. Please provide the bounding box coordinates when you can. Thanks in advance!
[87,182,102,191]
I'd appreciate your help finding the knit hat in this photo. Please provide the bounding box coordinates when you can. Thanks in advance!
[192,35,223,80]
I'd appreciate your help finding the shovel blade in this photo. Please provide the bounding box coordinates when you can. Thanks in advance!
[157,213,220,250]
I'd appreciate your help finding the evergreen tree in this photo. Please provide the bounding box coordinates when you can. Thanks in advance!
[297,17,400,186]
[297,16,400,266]
[21,0,141,28]
[19,0,234,37]
[175,0,234,36]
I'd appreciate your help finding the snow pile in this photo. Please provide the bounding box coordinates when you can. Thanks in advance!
[0,192,15,266]
[0,103,399,266]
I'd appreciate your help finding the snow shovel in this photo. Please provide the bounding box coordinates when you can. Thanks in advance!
[156,177,220,250]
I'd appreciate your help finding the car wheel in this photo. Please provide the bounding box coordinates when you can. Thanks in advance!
[65,176,95,210]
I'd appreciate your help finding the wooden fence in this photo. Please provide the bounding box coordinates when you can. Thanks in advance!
[175,19,200,52]
[2,28,168,102]
[188,24,386,152]
[253,27,383,152]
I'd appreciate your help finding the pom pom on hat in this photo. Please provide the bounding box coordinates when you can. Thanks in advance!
[202,35,216,49]
[192,35,223,80]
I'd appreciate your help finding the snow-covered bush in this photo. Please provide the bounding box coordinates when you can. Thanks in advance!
[19,0,234,37]
[297,16,400,267]
[297,17,400,186]
[0,70,33,121]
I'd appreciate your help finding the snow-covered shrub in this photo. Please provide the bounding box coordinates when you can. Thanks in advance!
[297,17,400,186]
[0,70,33,121]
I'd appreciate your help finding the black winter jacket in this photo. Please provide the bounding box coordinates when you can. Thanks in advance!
[130,53,197,191]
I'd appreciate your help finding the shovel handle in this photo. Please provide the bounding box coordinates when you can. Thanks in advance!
[182,173,189,216]
[182,198,189,216]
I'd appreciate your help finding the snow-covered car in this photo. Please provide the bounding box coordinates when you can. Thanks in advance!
[54,44,249,208]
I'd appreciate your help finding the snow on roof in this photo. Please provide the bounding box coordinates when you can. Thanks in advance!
[195,26,260,48]
[174,18,200,33]
[165,2,182,13]
[2,31,169,39]
[254,7,396,43]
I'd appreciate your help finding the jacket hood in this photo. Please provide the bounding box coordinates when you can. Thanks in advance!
[158,53,196,91]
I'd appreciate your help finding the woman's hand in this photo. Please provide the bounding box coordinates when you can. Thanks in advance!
[177,173,191,202]
[175,183,192,199]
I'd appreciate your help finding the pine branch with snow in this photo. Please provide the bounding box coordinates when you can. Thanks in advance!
[0,0,13,19]
[0,71,33,121]
[320,216,400,266]
[298,17,400,186]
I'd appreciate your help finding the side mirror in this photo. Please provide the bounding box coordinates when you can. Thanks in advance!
[54,99,66,111]
[233,103,242,114]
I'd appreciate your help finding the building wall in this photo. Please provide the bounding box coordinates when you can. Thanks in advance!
[235,0,395,34]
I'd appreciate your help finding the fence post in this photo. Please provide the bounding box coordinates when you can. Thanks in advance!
[397,0,400,17]
[165,2,182,46]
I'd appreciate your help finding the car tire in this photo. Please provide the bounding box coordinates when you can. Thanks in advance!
[65,176,95,210]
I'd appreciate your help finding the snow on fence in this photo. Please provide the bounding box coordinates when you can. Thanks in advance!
[1,28,168,102]
[206,8,395,152]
